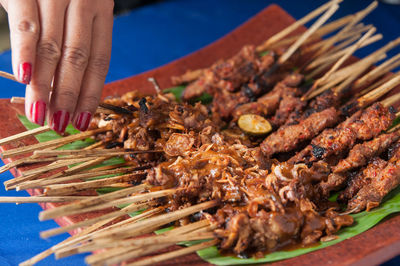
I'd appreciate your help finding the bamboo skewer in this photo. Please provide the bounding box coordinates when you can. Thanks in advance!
[19,217,118,266]
[264,14,352,51]
[128,239,219,266]
[312,27,376,88]
[381,92,400,107]
[14,157,110,191]
[10,96,131,115]
[84,220,211,265]
[278,3,340,65]
[90,200,218,242]
[0,125,51,146]
[259,0,342,49]
[39,183,150,220]
[40,189,173,221]
[40,201,153,238]
[42,173,146,196]
[315,1,378,58]
[354,53,400,89]
[0,196,95,203]
[17,165,149,189]
[359,74,400,107]
[54,207,164,259]
[1,126,110,159]
[306,32,381,70]
[33,148,163,157]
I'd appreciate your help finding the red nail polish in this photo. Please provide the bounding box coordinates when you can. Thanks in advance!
[74,112,92,131]
[29,100,46,126]
[19,62,32,84]
[51,110,70,133]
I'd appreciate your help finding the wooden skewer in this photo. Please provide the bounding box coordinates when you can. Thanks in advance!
[19,165,149,189]
[128,239,219,266]
[0,70,17,82]
[313,27,376,88]
[15,156,110,191]
[19,215,119,266]
[304,22,369,54]
[91,200,218,241]
[264,14,352,51]
[0,125,51,146]
[303,50,387,100]
[307,32,381,70]
[33,148,163,157]
[315,1,378,58]
[86,221,212,265]
[40,201,152,238]
[278,3,340,64]
[42,173,146,196]
[354,53,400,89]
[1,126,110,159]
[39,183,150,220]
[381,92,400,107]
[0,196,95,203]
[360,74,400,107]
[41,189,173,220]
[357,71,398,97]
[10,96,130,115]
[259,0,342,49]
[0,156,59,175]
[54,207,164,259]
[19,157,94,177]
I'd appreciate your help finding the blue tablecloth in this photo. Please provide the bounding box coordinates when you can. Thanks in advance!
[0,0,399,265]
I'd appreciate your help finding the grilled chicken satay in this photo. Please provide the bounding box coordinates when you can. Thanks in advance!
[319,130,400,197]
[347,142,400,212]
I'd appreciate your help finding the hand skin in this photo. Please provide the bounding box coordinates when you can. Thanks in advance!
[0,0,114,133]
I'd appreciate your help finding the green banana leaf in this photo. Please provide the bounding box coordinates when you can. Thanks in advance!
[16,89,400,265]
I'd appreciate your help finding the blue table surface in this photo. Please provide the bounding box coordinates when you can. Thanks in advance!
[0,0,399,265]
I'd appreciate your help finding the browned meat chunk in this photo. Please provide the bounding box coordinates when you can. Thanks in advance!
[261,107,339,157]
[334,131,400,173]
[338,158,387,203]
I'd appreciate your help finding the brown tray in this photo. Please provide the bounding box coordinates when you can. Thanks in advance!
[0,4,399,266]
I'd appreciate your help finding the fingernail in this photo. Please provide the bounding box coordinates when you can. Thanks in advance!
[74,112,92,131]
[51,110,70,133]
[29,100,46,126]
[19,62,32,84]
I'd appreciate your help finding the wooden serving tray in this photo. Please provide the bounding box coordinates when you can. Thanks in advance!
[0,4,399,266]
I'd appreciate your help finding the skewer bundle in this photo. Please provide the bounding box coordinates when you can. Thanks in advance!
[1,1,400,265]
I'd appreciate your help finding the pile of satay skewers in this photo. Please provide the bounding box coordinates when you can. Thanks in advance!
[1,0,400,265]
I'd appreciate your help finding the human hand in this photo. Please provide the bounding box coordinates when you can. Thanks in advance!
[0,0,114,133]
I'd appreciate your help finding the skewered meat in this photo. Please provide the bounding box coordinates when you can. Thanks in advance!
[232,73,303,120]
[182,46,275,100]
[347,143,400,212]
[261,107,339,157]
[337,158,387,203]
[318,131,400,197]
[291,103,396,164]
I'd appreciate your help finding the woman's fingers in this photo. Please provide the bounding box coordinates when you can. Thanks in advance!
[25,0,68,126]
[49,0,95,133]
[73,4,114,131]
[7,0,40,84]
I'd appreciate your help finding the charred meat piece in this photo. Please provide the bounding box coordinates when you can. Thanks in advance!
[291,103,397,164]
[347,159,400,212]
[338,158,387,203]
[309,103,396,162]
[334,131,400,173]
[261,107,339,157]
[182,46,275,100]
[232,73,303,120]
